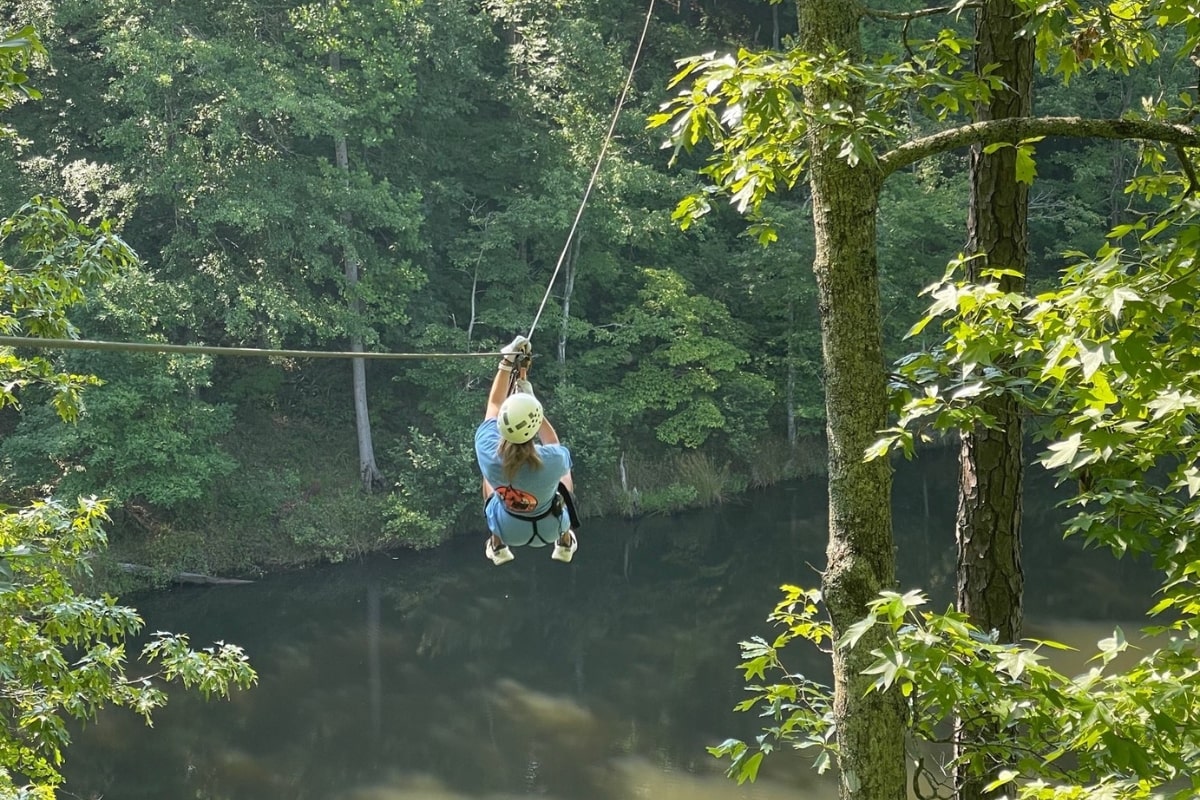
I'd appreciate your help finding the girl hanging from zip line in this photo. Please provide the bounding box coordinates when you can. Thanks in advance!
[474,335,579,566]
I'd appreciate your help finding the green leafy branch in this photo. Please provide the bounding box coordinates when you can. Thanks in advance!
[1013,0,1200,84]
[0,499,257,796]
[0,198,139,421]
[877,205,1200,610]
[649,37,1001,232]
[723,581,1200,799]
[858,590,1200,800]
[0,25,45,125]
[709,585,837,783]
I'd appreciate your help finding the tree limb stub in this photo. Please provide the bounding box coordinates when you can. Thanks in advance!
[119,562,254,585]
[879,116,1200,177]
[863,3,980,22]
[1175,144,1200,195]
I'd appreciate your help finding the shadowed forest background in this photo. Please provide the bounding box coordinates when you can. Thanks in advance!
[9,2,1200,800]
[0,0,1186,579]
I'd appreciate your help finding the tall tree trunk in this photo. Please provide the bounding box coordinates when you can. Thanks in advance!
[959,0,1031,662]
[797,4,907,799]
[332,51,385,492]
[956,2,1032,797]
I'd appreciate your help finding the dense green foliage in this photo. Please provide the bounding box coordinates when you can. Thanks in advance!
[7,0,1200,797]
[1,1,819,568]
[648,1,1200,798]
[0,38,256,796]
[0,0,1190,574]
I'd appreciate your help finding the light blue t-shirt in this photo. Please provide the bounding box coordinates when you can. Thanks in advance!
[475,418,573,546]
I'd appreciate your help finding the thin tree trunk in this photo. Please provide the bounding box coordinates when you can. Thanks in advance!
[558,235,579,367]
[956,2,1032,797]
[332,51,385,492]
[468,261,479,349]
[797,3,906,799]
[786,299,797,446]
[465,205,492,351]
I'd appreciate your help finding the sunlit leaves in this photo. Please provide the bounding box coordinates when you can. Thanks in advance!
[1014,0,1186,83]
[709,585,837,783]
[859,592,1200,799]
[983,137,1044,184]
[0,197,134,419]
[886,202,1200,613]
[649,34,1001,228]
[726,576,1200,799]
[0,500,257,796]
[0,25,45,120]
[651,0,1198,239]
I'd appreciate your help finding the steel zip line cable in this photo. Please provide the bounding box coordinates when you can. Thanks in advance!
[0,0,657,363]
[0,336,503,360]
[525,0,656,341]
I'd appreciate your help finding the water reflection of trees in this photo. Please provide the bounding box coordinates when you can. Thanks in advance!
[62,454,1156,799]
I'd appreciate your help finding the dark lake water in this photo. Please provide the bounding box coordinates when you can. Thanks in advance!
[61,449,1158,800]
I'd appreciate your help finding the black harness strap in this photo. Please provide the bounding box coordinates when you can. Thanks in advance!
[489,483,581,547]
[557,482,581,530]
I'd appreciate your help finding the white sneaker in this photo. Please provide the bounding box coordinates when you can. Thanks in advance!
[486,538,515,565]
[551,531,577,563]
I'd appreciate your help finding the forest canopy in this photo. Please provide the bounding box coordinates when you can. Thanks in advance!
[0,0,1188,574]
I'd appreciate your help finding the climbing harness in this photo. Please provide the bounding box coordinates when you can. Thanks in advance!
[487,481,581,547]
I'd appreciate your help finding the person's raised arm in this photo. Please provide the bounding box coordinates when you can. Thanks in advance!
[485,335,530,420]
[538,418,573,492]
[485,365,509,420]
[538,417,559,445]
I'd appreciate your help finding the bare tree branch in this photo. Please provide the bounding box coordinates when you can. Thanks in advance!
[912,755,954,800]
[863,3,980,22]
[879,116,1200,177]
[1176,144,1200,196]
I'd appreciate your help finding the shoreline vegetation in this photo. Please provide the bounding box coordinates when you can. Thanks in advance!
[90,412,830,593]
[4,2,1154,604]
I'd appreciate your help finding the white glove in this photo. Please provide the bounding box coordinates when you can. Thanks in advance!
[499,335,531,370]
[514,378,535,398]
[502,335,530,356]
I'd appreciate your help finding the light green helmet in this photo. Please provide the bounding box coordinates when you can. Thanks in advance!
[498,392,543,444]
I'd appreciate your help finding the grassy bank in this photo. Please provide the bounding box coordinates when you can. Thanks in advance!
[96,411,828,590]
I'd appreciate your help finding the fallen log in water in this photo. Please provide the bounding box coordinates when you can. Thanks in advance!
[118,563,254,585]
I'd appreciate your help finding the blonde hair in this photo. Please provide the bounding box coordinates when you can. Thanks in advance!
[498,439,543,483]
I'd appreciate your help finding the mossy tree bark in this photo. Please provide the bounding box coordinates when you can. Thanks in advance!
[797,3,907,799]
